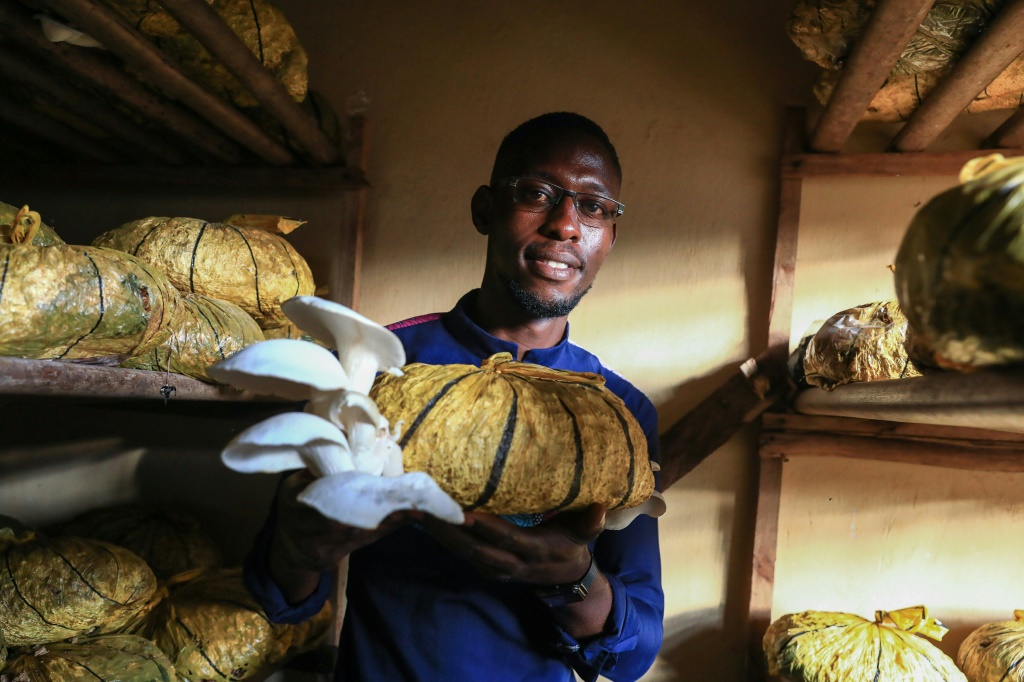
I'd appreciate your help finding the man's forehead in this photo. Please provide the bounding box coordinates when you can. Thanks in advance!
[503,132,620,191]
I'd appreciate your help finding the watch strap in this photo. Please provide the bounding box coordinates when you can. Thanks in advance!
[534,551,598,607]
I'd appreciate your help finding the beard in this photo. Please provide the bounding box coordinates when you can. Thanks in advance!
[507,279,592,318]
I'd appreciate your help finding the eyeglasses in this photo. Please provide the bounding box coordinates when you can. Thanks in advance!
[504,177,624,228]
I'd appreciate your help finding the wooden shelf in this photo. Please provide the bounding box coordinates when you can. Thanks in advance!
[0,356,277,402]
[791,367,1024,435]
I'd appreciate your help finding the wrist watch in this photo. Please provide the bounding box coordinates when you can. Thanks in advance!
[534,551,599,607]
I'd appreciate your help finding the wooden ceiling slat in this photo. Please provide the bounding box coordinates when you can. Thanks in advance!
[0,99,123,165]
[156,0,341,167]
[890,0,1024,152]
[0,45,192,166]
[0,2,243,165]
[808,0,936,153]
[985,93,1024,148]
[33,0,298,166]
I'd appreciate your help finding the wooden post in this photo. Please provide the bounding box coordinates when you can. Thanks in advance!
[326,115,369,310]
[745,107,806,682]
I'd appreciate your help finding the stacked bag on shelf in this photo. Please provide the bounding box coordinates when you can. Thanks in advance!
[794,153,1024,391]
[0,201,319,384]
[0,506,331,682]
[765,605,1024,682]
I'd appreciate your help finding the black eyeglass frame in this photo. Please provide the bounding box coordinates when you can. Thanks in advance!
[504,176,625,222]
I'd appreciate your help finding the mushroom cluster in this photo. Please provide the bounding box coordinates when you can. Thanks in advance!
[208,296,464,530]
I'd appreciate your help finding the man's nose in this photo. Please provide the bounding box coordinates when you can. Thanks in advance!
[541,195,581,241]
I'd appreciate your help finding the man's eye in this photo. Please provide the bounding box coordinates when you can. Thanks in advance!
[579,199,610,218]
[520,186,554,205]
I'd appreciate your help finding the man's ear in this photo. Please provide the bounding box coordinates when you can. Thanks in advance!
[609,221,618,249]
[471,185,493,235]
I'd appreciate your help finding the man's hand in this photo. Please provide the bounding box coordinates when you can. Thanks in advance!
[422,503,606,586]
[269,470,423,603]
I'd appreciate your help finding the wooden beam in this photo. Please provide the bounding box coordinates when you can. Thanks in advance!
[808,0,935,153]
[0,45,192,166]
[781,148,1018,178]
[0,1,243,164]
[659,350,790,490]
[154,0,341,166]
[891,0,1024,152]
[793,368,1024,434]
[35,0,298,166]
[0,97,123,165]
[760,430,1024,471]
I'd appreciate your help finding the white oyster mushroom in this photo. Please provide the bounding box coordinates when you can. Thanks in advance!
[377,421,405,477]
[222,412,355,477]
[298,470,465,530]
[604,490,667,532]
[281,296,406,394]
[207,338,350,400]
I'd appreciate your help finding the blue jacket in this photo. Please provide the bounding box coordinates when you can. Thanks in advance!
[245,291,664,681]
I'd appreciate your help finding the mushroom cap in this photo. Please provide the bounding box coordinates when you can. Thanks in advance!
[297,470,464,529]
[281,296,406,372]
[222,412,351,474]
[207,338,349,400]
[604,490,667,531]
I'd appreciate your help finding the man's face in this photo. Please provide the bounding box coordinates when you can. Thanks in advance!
[474,131,620,319]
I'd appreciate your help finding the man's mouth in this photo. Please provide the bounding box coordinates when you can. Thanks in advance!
[540,260,570,271]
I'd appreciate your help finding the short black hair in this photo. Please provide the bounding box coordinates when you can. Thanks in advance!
[489,112,622,184]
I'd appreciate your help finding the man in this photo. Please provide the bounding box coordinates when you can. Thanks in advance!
[245,112,664,681]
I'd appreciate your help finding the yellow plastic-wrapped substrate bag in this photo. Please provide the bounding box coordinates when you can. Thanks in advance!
[0,243,182,361]
[764,606,966,682]
[93,216,314,329]
[800,300,921,390]
[0,524,158,647]
[370,352,656,515]
[48,504,224,582]
[97,0,307,109]
[958,610,1024,681]
[121,293,265,383]
[1,201,64,245]
[895,154,1024,370]
[140,568,331,682]
[1,634,178,681]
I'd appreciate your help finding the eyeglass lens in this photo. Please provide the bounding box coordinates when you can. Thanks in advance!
[510,179,620,227]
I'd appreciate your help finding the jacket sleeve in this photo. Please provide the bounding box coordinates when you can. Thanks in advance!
[556,399,665,682]
[242,485,334,625]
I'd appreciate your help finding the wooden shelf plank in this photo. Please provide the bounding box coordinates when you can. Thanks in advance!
[792,368,1024,434]
[0,356,277,402]
[781,148,1023,179]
